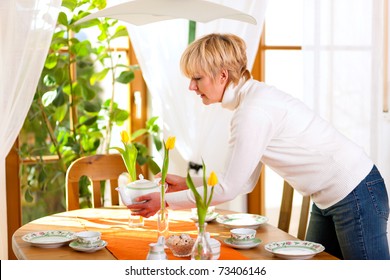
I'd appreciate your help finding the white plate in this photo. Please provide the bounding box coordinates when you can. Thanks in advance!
[69,240,108,253]
[216,213,268,229]
[264,240,325,260]
[190,212,219,222]
[223,238,262,249]
[22,230,76,248]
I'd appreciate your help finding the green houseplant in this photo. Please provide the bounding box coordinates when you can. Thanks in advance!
[19,0,161,223]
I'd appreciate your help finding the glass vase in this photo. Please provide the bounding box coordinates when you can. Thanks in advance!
[157,208,169,240]
[128,210,144,228]
[157,182,169,241]
[191,222,212,260]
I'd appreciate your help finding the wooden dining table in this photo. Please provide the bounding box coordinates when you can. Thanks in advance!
[12,207,338,260]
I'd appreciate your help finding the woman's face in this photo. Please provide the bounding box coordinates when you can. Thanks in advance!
[188,69,228,105]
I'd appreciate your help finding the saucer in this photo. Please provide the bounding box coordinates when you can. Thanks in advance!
[223,237,262,249]
[69,240,108,253]
[190,212,219,222]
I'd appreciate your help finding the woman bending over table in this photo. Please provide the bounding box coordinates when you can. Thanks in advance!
[128,33,390,260]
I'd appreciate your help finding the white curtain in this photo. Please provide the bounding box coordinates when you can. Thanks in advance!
[302,0,390,243]
[124,0,268,210]
[125,0,268,210]
[0,0,61,259]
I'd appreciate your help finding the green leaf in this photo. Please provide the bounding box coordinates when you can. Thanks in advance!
[75,83,95,100]
[186,171,202,201]
[52,90,65,107]
[57,12,68,26]
[93,0,107,10]
[111,26,128,40]
[71,41,91,57]
[116,70,135,84]
[78,116,98,127]
[153,135,162,151]
[131,128,148,141]
[147,159,161,175]
[97,29,108,41]
[112,109,129,124]
[85,87,96,101]
[38,169,46,183]
[45,53,58,69]
[73,11,100,28]
[116,64,140,71]
[24,189,34,203]
[90,68,109,85]
[53,68,65,84]
[61,0,77,11]
[43,74,56,87]
[122,144,138,181]
[146,116,159,127]
[53,103,68,122]
[202,158,207,204]
[51,36,68,50]
[42,90,57,107]
[84,101,101,113]
[109,147,125,154]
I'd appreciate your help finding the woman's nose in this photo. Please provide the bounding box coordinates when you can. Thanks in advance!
[189,80,197,91]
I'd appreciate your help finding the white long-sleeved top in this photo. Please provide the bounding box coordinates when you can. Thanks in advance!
[166,78,373,210]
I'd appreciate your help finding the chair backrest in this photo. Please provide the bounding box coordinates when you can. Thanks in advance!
[65,154,129,210]
[278,181,311,240]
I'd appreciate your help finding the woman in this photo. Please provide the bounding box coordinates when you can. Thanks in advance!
[129,33,389,260]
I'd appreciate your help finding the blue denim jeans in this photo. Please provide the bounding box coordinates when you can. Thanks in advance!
[306,165,390,260]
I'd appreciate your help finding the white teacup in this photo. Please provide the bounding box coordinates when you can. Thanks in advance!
[230,228,256,244]
[209,237,221,260]
[75,231,101,248]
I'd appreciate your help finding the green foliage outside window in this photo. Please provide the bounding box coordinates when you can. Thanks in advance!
[18,0,161,224]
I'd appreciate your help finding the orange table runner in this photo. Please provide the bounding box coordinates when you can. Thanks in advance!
[83,216,248,260]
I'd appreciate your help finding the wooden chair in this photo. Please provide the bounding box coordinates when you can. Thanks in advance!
[278,180,311,240]
[65,154,130,210]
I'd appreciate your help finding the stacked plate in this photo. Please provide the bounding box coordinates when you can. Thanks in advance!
[216,213,268,229]
[22,230,108,253]
[264,240,325,260]
[22,230,76,248]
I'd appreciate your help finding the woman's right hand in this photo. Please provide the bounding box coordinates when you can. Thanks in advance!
[155,173,187,193]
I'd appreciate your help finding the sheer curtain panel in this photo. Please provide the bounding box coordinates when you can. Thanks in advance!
[125,0,268,211]
[0,0,60,259]
[302,0,390,246]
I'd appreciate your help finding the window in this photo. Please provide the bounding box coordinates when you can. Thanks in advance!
[5,5,147,259]
[249,0,304,235]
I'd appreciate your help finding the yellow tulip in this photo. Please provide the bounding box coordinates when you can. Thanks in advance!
[120,130,130,144]
[207,171,218,186]
[165,136,176,150]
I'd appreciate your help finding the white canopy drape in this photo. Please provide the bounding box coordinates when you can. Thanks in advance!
[125,0,268,211]
[0,0,61,259]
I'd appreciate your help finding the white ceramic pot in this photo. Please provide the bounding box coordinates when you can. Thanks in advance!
[116,174,160,206]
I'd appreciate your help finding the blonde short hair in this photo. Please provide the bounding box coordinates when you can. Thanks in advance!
[180,33,250,85]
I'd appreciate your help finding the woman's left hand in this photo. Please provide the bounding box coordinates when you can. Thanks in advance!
[127,192,161,218]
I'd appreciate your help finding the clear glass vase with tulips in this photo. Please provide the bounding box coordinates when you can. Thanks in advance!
[186,159,218,260]
[157,136,176,241]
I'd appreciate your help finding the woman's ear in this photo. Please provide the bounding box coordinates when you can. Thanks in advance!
[219,69,229,85]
